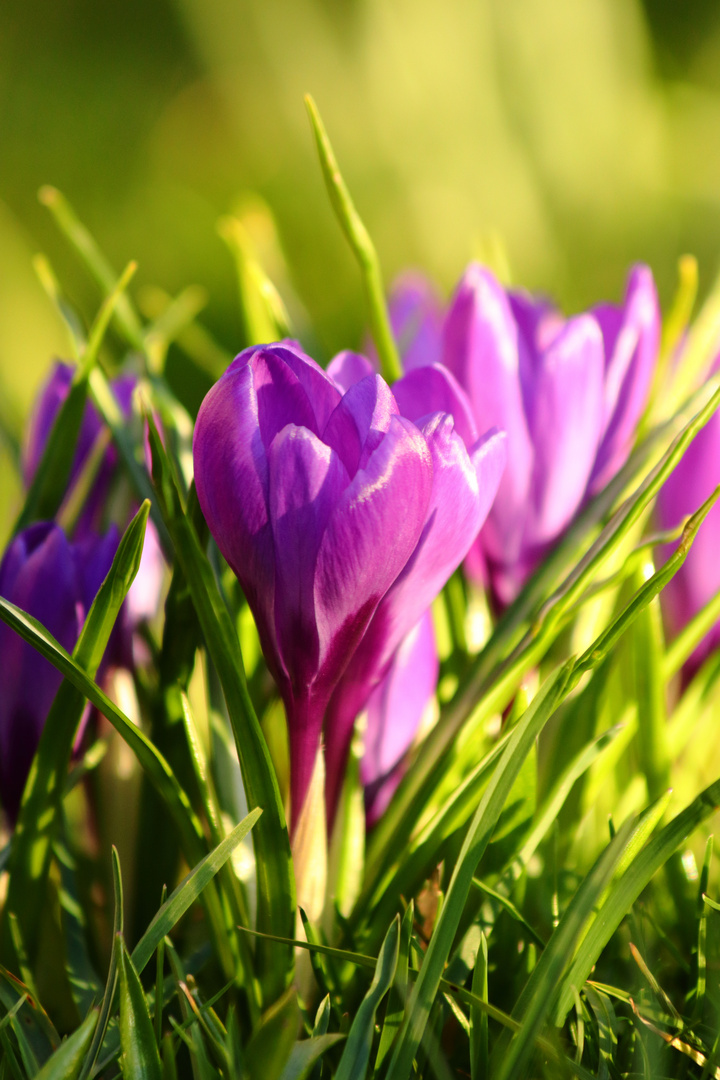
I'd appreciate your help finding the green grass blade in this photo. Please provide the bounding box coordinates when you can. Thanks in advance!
[39,185,145,351]
[146,417,295,1001]
[374,902,413,1076]
[218,214,291,345]
[304,94,401,384]
[278,1034,346,1080]
[78,847,124,1080]
[0,502,149,966]
[335,916,400,1080]
[469,931,488,1080]
[54,839,103,1016]
[244,991,301,1080]
[131,808,261,976]
[117,936,163,1080]
[386,661,575,1080]
[556,774,720,1023]
[34,1009,98,1080]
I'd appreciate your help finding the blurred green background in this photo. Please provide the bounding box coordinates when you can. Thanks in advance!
[2,0,720,475]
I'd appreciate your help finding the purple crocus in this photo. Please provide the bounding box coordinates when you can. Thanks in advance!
[387,263,660,606]
[0,521,117,823]
[24,360,164,631]
[657,363,720,672]
[323,349,505,823]
[24,361,136,539]
[360,609,438,827]
[193,341,506,830]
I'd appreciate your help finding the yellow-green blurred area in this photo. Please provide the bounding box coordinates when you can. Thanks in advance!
[2,0,720,532]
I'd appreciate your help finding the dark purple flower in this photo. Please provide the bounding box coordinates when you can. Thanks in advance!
[0,521,117,823]
[24,361,136,539]
[23,360,164,632]
[428,262,659,605]
[360,609,438,827]
[193,341,505,829]
[657,361,720,672]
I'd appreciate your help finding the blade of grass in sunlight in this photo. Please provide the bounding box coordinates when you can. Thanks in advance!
[305,94,402,383]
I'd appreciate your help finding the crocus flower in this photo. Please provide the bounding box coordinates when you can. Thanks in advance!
[323,349,505,823]
[24,360,164,632]
[24,361,136,539]
[387,263,660,606]
[360,609,438,827]
[657,365,720,672]
[0,521,117,823]
[193,341,506,830]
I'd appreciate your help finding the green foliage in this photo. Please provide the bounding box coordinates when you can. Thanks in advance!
[4,169,720,1080]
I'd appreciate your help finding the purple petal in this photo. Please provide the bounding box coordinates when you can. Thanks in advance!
[324,411,494,821]
[271,340,343,432]
[193,358,278,668]
[657,410,720,667]
[322,374,398,476]
[269,425,350,690]
[442,264,534,564]
[392,363,478,448]
[314,414,433,686]
[361,610,438,826]
[388,272,444,371]
[327,350,376,394]
[589,265,660,492]
[0,524,82,822]
[523,314,605,545]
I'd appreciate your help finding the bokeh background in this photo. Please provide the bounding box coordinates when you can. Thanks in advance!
[2,0,720,528]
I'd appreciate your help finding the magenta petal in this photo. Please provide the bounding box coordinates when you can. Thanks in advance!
[361,609,438,783]
[315,414,432,682]
[443,264,533,564]
[269,340,343,431]
[327,350,376,394]
[393,363,478,448]
[322,374,398,476]
[589,265,660,492]
[193,359,277,663]
[388,272,444,372]
[361,610,438,826]
[324,412,485,821]
[657,410,720,666]
[524,314,605,545]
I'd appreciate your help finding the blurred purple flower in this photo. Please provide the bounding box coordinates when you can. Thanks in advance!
[657,369,720,672]
[360,609,438,827]
[384,263,660,606]
[24,361,136,538]
[193,341,505,829]
[23,360,164,632]
[323,349,505,823]
[0,521,117,823]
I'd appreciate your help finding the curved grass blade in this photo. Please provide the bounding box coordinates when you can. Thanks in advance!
[278,1034,346,1080]
[335,916,399,1080]
[146,417,295,1001]
[131,808,261,976]
[117,935,163,1080]
[305,95,401,384]
[386,662,575,1080]
[374,902,413,1076]
[34,1009,98,1080]
[39,186,145,351]
[78,847,123,1080]
[244,991,301,1080]
[0,502,149,966]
